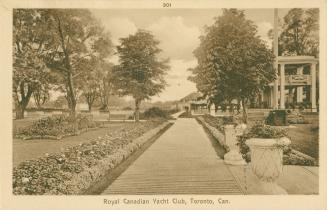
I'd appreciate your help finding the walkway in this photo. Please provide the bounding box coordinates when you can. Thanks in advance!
[102,118,242,194]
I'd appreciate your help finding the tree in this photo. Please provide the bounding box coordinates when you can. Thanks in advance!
[189,9,275,123]
[113,30,170,122]
[42,9,113,117]
[13,9,113,119]
[97,61,115,112]
[80,58,101,111]
[13,9,53,119]
[279,8,319,57]
[33,84,50,109]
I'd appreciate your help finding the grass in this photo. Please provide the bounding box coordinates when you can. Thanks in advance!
[13,122,131,167]
[287,123,319,160]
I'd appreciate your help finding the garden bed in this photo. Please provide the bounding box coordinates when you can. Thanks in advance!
[14,114,105,140]
[197,116,229,151]
[200,114,237,132]
[13,120,170,195]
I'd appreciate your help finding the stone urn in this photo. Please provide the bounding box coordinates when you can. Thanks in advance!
[223,124,247,165]
[246,137,291,194]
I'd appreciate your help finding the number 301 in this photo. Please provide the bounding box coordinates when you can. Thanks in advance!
[163,3,171,7]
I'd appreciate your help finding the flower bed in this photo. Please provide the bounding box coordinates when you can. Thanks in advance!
[197,116,229,151]
[13,120,170,195]
[15,114,105,140]
[201,114,237,133]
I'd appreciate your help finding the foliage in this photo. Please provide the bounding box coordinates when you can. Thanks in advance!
[13,9,54,119]
[33,86,51,108]
[178,112,193,118]
[265,110,288,126]
[237,123,288,162]
[16,114,101,138]
[13,120,164,195]
[279,8,319,57]
[122,106,133,111]
[13,9,114,118]
[201,114,238,132]
[142,107,169,119]
[44,9,113,116]
[113,30,170,121]
[189,9,275,123]
[97,62,115,111]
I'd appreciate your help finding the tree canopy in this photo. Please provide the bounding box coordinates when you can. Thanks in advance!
[13,9,114,119]
[113,29,170,121]
[189,9,275,122]
[279,8,319,57]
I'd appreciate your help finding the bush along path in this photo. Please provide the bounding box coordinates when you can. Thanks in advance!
[13,120,171,195]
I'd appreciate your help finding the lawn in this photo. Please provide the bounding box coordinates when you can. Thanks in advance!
[13,122,130,167]
[287,123,319,160]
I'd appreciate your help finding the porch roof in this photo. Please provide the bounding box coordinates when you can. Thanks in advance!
[278,56,318,64]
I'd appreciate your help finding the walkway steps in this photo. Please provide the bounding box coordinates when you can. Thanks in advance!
[102,118,242,195]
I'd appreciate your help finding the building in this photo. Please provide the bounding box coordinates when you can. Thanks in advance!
[261,56,318,112]
[179,92,209,115]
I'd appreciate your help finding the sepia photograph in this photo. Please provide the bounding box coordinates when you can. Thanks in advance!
[1,1,326,209]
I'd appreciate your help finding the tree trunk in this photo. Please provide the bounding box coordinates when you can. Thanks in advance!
[14,83,34,119]
[86,95,93,112]
[214,103,218,112]
[134,99,141,122]
[57,16,76,119]
[15,105,25,119]
[241,99,248,124]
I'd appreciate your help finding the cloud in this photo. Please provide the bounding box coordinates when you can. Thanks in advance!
[146,16,201,60]
[101,17,138,45]
[151,59,197,102]
[257,21,273,48]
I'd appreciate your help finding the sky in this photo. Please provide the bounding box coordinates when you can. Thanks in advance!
[91,9,290,102]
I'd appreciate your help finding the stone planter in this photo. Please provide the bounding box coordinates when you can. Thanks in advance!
[246,137,291,194]
[223,124,246,165]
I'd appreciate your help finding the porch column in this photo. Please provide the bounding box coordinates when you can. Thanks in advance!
[270,87,274,108]
[273,9,279,109]
[280,63,285,109]
[296,66,303,103]
[273,67,279,109]
[311,63,317,112]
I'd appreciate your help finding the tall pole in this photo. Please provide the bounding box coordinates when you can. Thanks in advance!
[273,8,279,109]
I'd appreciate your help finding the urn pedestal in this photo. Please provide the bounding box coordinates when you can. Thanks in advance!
[246,137,291,194]
[223,124,246,165]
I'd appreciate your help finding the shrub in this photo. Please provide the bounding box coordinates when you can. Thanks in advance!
[142,107,169,119]
[265,110,288,126]
[237,123,288,162]
[178,111,193,118]
[122,106,133,111]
